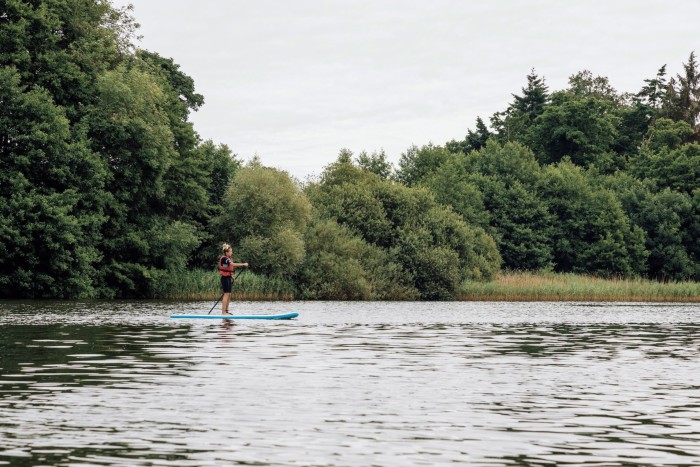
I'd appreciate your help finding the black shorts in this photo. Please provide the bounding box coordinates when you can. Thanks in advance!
[221,275,232,293]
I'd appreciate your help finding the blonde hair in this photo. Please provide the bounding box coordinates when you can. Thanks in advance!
[222,243,232,254]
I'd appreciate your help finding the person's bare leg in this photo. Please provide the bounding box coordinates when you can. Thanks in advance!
[222,293,231,314]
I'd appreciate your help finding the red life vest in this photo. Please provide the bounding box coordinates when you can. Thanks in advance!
[219,256,234,276]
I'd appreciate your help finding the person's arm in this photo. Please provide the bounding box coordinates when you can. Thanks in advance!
[232,262,249,267]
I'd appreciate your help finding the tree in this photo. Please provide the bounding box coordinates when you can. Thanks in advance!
[567,70,624,105]
[445,116,491,154]
[490,69,549,144]
[426,142,553,270]
[655,52,700,142]
[482,180,554,271]
[395,144,451,186]
[631,123,700,195]
[513,69,550,119]
[643,118,693,152]
[424,163,489,229]
[630,189,694,280]
[0,67,106,297]
[308,159,501,299]
[675,52,700,139]
[298,219,416,300]
[537,161,647,277]
[356,149,393,179]
[191,140,241,268]
[217,161,312,277]
[528,91,621,168]
[637,65,668,112]
[688,190,700,278]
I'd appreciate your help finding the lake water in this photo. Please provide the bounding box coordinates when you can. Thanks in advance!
[1,300,700,466]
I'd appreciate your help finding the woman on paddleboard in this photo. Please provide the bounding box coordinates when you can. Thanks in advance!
[219,243,248,315]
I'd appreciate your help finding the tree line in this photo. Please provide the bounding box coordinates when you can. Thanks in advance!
[1,1,698,299]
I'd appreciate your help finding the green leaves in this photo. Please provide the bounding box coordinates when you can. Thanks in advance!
[218,162,312,277]
[538,161,647,277]
[307,158,501,299]
[0,64,106,298]
[528,91,621,166]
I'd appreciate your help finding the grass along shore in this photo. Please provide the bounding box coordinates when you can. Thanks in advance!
[155,269,295,300]
[156,269,700,302]
[459,271,700,302]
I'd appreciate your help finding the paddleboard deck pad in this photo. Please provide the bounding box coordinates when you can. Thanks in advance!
[171,312,299,320]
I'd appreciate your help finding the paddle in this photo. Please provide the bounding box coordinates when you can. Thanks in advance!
[207,268,247,314]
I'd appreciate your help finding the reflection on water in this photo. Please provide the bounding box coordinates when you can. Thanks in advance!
[1,301,700,465]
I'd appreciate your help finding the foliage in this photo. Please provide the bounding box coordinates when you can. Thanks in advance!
[298,219,416,300]
[356,149,393,180]
[528,90,621,167]
[536,161,648,277]
[490,69,549,145]
[425,142,554,271]
[307,159,501,299]
[2,1,699,298]
[217,161,312,277]
[445,116,491,154]
[395,144,452,187]
[0,1,239,298]
[0,66,105,298]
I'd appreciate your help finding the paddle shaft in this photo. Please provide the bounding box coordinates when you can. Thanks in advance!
[207,293,225,315]
[207,268,247,314]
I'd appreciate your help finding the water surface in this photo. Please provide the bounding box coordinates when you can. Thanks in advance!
[1,301,699,465]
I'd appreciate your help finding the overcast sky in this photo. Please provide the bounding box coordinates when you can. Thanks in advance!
[111,0,699,179]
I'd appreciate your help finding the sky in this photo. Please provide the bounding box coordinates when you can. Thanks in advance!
[111,0,699,180]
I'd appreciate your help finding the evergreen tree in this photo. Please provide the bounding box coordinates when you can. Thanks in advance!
[637,65,668,112]
[513,69,549,120]
[490,69,549,144]
[445,116,492,154]
[676,52,700,140]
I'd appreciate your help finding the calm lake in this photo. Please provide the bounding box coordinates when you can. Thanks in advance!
[1,300,700,466]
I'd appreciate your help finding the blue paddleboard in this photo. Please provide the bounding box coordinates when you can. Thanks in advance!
[170,312,299,320]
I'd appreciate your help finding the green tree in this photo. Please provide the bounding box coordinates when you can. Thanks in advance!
[567,70,624,105]
[513,69,550,120]
[217,160,312,277]
[426,141,553,270]
[537,161,647,277]
[631,189,694,279]
[637,65,668,112]
[395,144,451,186]
[643,118,693,152]
[191,140,241,268]
[603,172,700,280]
[308,159,500,299]
[356,149,393,179]
[688,190,700,278]
[528,90,621,168]
[445,116,491,154]
[299,219,416,300]
[424,162,489,229]
[490,69,549,144]
[482,180,554,271]
[0,67,106,297]
[673,52,700,140]
[631,142,700,195]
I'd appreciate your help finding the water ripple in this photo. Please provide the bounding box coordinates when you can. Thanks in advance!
[1,300,700,465]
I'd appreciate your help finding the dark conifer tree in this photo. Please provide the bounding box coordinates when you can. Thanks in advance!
[512,68,549,122]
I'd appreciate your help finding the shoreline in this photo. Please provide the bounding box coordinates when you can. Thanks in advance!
[455,271,700,303]
[4,272,696,303]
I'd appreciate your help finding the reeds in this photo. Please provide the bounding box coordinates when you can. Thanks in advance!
[155,269,295,300]
[458,270,700,302]
[156,269,700,302]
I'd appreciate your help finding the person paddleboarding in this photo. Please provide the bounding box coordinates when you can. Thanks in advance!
[219,243,248,315]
